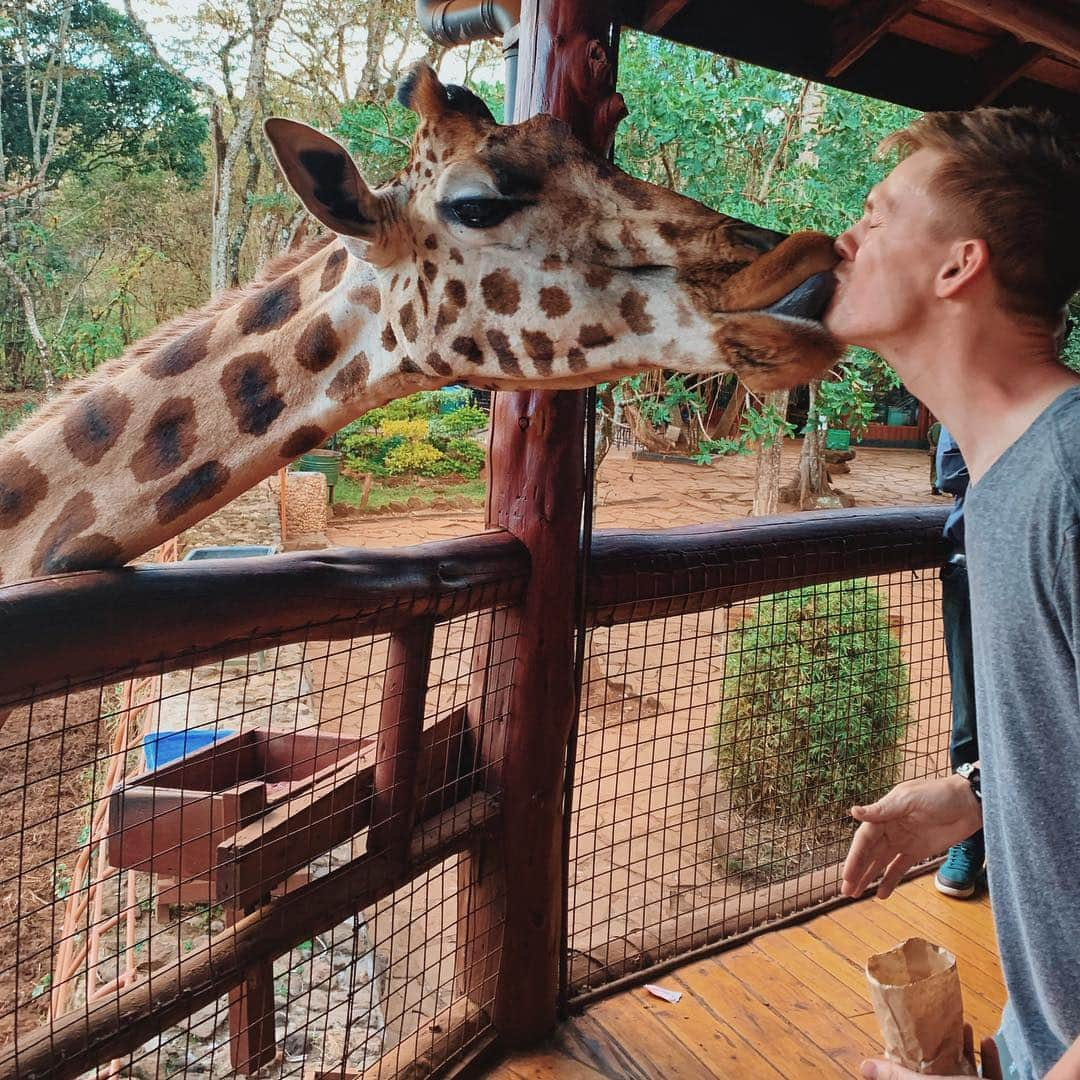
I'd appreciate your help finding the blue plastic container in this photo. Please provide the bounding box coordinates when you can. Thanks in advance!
[143,729,235,771]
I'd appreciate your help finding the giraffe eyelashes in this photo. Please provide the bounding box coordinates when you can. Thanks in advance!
[439,196,534,230]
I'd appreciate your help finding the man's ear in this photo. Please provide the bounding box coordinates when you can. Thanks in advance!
[264,118,383,239]
[936,238,990,299]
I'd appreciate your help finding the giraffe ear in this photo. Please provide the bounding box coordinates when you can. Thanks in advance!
[264,118,382,240]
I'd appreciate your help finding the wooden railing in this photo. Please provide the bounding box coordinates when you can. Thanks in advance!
[0,505,949,1079]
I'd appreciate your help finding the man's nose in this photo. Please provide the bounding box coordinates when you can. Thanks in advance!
[834,228,857,261]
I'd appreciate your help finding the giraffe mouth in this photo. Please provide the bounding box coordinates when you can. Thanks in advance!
[764,270,836,322]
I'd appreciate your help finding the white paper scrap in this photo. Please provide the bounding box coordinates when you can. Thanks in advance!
[645,983,682,1004]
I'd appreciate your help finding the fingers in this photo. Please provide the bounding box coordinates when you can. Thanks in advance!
[860,1058,921,1079]
[850,796,894,824]
[842,823,888,897]
[877,852,916,899]
[980,1035,1003,1080]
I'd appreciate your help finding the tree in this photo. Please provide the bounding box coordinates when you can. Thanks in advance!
[0,0,206,392]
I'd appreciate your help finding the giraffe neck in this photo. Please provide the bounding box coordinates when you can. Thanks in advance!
[0,242,439,584]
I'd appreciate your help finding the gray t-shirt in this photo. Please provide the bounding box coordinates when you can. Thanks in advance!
[964,385,1080,1078]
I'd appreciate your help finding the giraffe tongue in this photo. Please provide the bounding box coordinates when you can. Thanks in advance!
[765,270,836,321]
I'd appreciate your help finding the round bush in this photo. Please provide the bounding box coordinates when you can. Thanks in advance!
[383,439,447,477]
[715,579,909,825]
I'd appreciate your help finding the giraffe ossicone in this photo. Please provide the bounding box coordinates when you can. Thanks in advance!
[0,62,841,584]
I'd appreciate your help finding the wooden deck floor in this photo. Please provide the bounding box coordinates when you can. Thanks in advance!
[489,873,1004,1079]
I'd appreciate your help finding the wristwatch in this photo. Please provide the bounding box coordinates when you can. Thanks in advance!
[956,761,982,803]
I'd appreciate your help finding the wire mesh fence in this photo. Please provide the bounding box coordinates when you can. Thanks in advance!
[568,515,951,1001]
[0,545,521,1078]
[0,508,951,1076]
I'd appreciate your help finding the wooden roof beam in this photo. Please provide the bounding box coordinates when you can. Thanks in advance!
[826,0,918,78]
[947,0,1080,67]
[640,0,693,33]
[970,35,1048,107]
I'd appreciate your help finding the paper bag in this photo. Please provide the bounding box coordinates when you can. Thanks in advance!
[865,937,976,1075]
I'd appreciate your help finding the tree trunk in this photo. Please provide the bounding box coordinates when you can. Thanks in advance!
[795,379,833,508]
[711,379,746,439]
[751,389,789,517]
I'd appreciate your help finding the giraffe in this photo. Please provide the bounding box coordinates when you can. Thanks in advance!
[0,64,841,585]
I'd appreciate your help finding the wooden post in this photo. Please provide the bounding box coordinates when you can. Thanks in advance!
[222,782,277,1075]
[457,0,626,1048]
[368,620,435,859]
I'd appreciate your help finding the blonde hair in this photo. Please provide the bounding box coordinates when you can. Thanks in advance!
[879,108,1080,328]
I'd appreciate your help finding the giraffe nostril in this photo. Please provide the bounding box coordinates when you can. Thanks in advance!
[729,224,786,254]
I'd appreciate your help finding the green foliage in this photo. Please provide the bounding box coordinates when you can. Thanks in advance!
[0,400,36,436]
[429,404,488,439]
[384,438,448,477]
[716,580,909,825]
[696,400,796,463]
[1,0,207,187]
[444,437,486,477]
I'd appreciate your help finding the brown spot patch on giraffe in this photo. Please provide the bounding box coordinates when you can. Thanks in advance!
[539,286,572,318]
[63,387,133,466]
[426,147,437,163]
[541,254,563,271]
[239,275,302,335]
[327,352,371,403]
[424,233,438,250]
[452,335,484,365]
[578,324,614,349]
[320,247,348,292]
[294,315,342,373]
[445,279,467,308]
[400,358,423,375]
[144,323,212,379]
[521,330,555,376]
[567,347,588,373]
[435,303,459,334]
[220,353,285,436]
[449,247,464,265]
[280,425,327,459]
[399,301,419,343]
[657,221,681,244]
[481,270,520,316]
[131,396,198,482]
[31,492,122,575]
[156,460,231,526]
[585,266,614,290]
[424,168,433,179]
[0,452,47,530]
[610,171,654,211]
[391,274,400,291]
[417,276,429,314]
[425,351,452,376]
[620,290,655,335]
[381,323,399,351]
[486,329,523,376]
[422,260,438,282]
[349,285,382,314]
[618,220,646,259]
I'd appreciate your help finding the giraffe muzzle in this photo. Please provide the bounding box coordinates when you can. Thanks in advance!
[764,270,836,321]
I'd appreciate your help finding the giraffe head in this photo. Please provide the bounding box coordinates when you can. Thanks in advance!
[265,63,841,396]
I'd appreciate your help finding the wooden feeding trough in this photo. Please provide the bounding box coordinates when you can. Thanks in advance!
[108,727,377,1073]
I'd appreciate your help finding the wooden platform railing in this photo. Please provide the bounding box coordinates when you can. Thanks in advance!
[0,505,950,1079]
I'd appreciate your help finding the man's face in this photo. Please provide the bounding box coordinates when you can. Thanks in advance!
[826,149,957,350]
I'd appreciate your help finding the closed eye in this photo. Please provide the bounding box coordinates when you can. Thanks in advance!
[439,196,533,229]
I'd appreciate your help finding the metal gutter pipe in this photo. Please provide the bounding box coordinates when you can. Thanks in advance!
[415,1,522,120]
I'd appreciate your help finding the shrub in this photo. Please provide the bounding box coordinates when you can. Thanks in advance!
[383,439,448,477]
[340,432,404,476]
[715,579,909,827]
[381,418,430,440]
[430,404,488,439]
[443,437,486,478]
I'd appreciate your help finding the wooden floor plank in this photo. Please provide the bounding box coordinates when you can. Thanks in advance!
[776,925,874,1010]
[484,879,1005,1079]
[756,929,870,1018]
[716,944,882,1073]
[675,958,850,1078]
[593,981,784,1077]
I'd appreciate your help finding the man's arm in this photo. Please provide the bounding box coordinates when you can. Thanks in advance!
[842,773,983,899]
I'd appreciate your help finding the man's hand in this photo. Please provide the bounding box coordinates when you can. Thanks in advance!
[860,1026,1002,1078]
[841,775,983,899]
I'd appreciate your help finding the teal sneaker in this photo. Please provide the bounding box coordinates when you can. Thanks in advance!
[935,833,985,898]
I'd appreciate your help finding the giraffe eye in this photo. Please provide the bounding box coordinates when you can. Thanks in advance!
[441,196,530,229]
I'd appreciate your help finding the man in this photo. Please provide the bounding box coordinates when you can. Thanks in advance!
[933,425,984,899]
[826,109,1080,1079]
